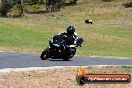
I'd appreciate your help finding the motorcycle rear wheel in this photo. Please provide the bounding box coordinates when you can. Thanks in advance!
[40,47,50,60]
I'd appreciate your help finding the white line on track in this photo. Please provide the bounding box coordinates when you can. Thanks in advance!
[0,65,127,74]
[0,66,77,74]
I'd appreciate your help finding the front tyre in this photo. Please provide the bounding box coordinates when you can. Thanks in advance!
[62,53,73,61]
[63,57,70,61]
[40,48,50,60]
[63,48,76,61]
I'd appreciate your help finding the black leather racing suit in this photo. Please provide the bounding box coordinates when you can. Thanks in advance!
[57,32,79,46]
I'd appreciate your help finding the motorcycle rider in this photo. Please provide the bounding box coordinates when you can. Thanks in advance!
[49,26,79,57]
[58,26,79,46]
[55,26,79,58]
[41,26,83,60]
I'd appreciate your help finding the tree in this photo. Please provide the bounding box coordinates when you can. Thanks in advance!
[46,0,65,12]
[0,0,23,17]
[0,0,13,16]
[0,0,78,17]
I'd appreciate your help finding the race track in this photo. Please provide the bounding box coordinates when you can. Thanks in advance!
[0,52,132,69]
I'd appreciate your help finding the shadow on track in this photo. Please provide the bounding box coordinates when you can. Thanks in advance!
[49,59,73,61]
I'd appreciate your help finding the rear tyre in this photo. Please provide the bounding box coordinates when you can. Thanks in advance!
[40,48,50,60]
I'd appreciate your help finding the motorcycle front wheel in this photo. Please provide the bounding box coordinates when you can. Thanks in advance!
[40,47,50,60]
[63,48,76,61]
[62,50,76,61]
[63,57,70,61]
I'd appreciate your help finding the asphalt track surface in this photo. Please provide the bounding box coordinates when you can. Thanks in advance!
[0,52,132,69]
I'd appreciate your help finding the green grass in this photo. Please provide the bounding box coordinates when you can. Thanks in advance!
[0,0,132,58]
[77,25,132,57]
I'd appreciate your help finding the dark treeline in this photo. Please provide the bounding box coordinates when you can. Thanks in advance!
[0,0,77,17]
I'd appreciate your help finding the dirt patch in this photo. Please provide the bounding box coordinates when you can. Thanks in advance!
[0,66,132,88]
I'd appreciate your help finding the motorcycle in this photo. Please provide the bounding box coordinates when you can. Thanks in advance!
[40,34,83,61]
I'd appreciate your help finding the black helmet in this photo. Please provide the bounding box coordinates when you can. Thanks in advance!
[66,26,75,36]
